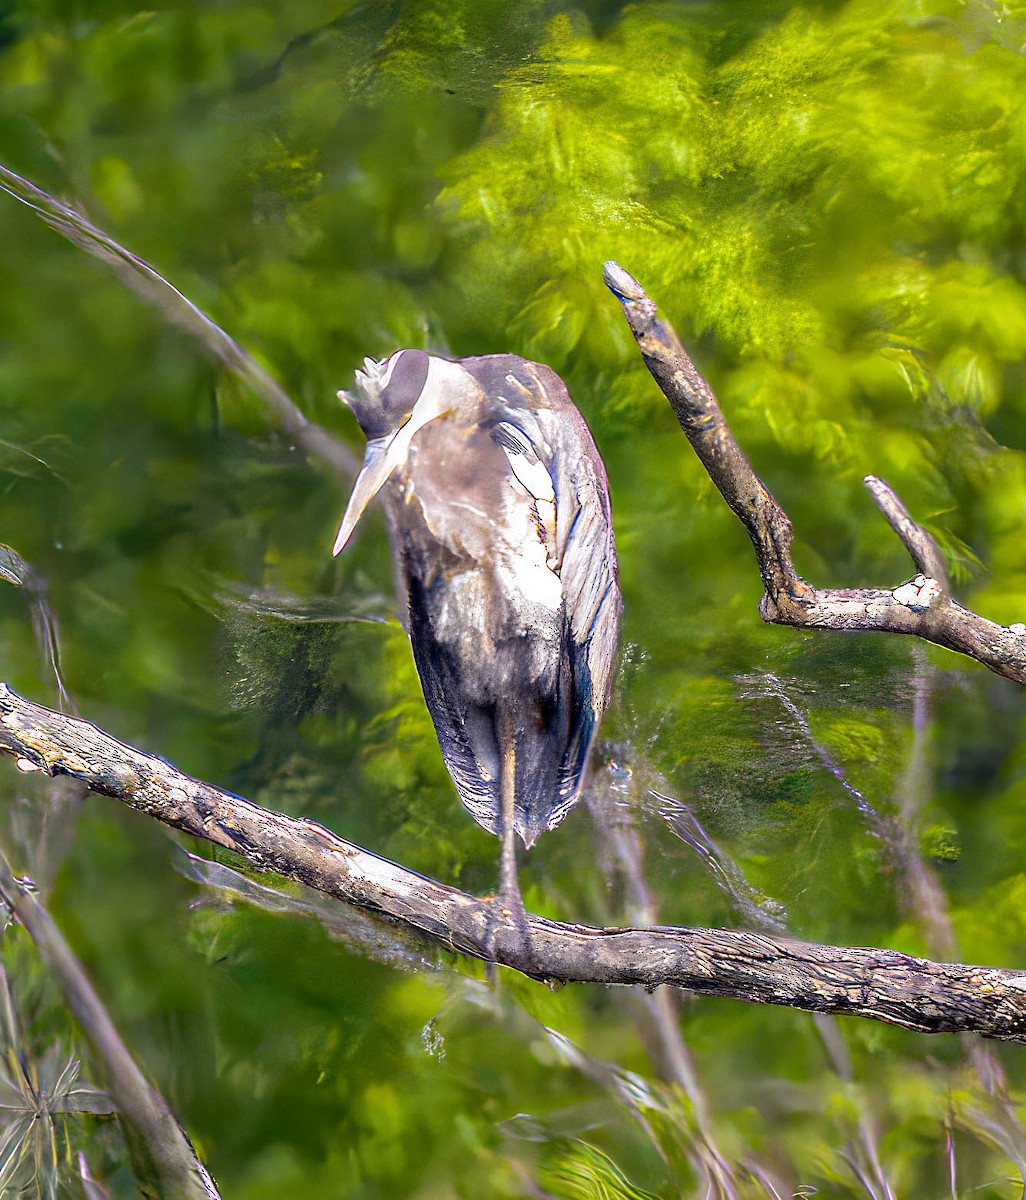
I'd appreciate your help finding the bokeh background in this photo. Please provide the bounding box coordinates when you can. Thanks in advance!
[2,0,1026,1195]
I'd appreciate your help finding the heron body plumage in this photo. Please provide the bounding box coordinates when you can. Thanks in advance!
[334,350,621,857]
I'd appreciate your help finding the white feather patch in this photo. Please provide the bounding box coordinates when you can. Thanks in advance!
[494,422,559,569]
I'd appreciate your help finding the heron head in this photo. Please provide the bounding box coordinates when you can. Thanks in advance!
[346,349,431,439]
[333,349,446,555]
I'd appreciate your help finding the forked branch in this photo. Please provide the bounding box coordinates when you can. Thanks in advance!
[2,685,1026,1042]
[602,262,1026,685]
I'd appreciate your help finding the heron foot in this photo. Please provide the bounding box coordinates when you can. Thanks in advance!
[483,887,535,974]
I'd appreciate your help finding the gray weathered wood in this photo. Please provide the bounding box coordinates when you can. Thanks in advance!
[2,685,1025,1041]
[602,261,1026,685]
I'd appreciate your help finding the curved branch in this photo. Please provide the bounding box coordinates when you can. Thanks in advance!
[1,685,1025,1041]
[602,261,1026,685]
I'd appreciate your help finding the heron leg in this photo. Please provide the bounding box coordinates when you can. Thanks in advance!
[498,726,520,913]
[485,711,533,970]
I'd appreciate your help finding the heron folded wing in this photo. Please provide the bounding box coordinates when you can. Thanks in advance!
[492,375,621,830]
[456,353,623,834]
[491,420,559,567]
[405,571,501,836]
[530,395,621,722]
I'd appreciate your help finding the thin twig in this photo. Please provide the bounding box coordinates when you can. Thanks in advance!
[602,261,1026,685]
[0,853,219,1199]
[864,476,949,588]
[0,162,357,479]
[586,775,743,1198]
[1,686,1026,1040]
[0,544,73,713]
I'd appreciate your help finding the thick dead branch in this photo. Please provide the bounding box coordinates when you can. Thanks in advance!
[2,686,1026,1042]
[602,261,1026,685]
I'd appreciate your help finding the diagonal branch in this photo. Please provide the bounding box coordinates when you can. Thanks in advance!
[0,162,358,480]
[863,475,949,588]
[1,685,1025,1041]
[0,854,220,1200]
[602,261,1026,685]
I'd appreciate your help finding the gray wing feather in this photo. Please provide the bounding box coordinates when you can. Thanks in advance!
[405,568,501,834]
[506,360,621,708]
[529,369,621,830]
[466,356,622,836]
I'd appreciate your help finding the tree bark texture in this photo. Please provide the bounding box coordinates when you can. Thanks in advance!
[602,261,1026,685]
[2,685,1025,1042]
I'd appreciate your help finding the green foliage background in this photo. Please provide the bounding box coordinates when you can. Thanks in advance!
[2,0,1026,1195]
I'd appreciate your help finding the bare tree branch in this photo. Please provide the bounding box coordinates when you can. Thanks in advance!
[0,543,74,713]
[0,852,219,1200]
[863,476,949,588]
[0,162,357,479]
[602,261,1026,685]
[1,686,1025,1042]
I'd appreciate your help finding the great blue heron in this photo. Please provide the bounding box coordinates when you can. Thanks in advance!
[333,349,621,956]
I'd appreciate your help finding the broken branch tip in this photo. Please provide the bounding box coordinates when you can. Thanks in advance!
[602,260,647,303]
